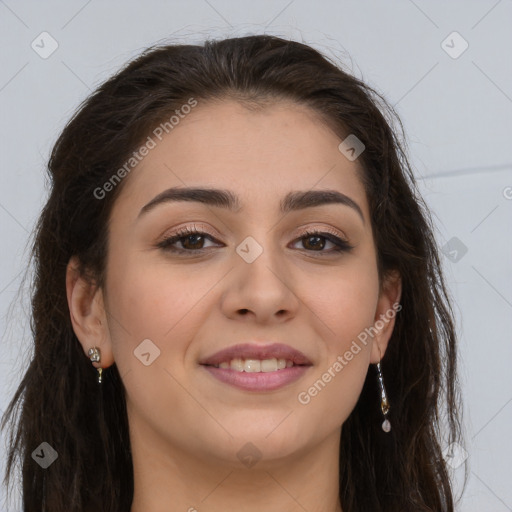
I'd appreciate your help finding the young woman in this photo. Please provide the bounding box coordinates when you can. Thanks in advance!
[1,34,465,511]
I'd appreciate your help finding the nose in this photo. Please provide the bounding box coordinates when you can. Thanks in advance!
[220,239,300,324]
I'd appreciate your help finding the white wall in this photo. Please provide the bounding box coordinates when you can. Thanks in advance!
[1,1,511,510]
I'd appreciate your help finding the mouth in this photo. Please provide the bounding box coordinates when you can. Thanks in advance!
[199,343,313,392]
[209,357,296,372]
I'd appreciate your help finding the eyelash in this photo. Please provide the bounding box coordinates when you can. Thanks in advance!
[156,226,354,256]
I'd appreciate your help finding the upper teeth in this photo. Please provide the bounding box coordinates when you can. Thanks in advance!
[214,358,294,372]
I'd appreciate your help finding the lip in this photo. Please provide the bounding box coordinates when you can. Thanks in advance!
[202,365,311,392]
[199,342,313,392]
[199,343,313,367]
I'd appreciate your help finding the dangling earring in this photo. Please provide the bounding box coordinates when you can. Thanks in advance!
[376,360,391,432]
[88,347,103,384]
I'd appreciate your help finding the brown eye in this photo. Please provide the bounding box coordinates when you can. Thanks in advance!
[291,230,354,255]
[157,227,353,256]
[157,227,221,253]
[302,234,327,251]
[180,233,206,250]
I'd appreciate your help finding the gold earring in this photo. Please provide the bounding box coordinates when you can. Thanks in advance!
[376,360,390,432]
[88,347,103,384]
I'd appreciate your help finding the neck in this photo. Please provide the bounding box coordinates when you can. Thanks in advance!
[129,419,343,512]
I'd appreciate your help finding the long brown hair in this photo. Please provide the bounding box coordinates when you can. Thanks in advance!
[1,34,465,511]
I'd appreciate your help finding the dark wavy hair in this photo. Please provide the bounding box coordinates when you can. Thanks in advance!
[1,34,465,511]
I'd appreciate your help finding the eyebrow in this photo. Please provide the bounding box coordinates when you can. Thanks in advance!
[138,187,365,223]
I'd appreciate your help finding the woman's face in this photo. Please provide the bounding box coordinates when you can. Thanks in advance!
[72,99,400,467]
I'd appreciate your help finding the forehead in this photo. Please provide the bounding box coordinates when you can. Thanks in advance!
[114,99,368,218]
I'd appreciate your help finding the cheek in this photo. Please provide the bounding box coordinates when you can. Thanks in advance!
[103,255,220,434]
[296,274,377,426]
[103,252,193,374]
[106,251,218,339]
[297,258,378,425]
[313,258,379,342]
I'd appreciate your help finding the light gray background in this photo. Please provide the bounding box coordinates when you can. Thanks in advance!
[1,1,511,510]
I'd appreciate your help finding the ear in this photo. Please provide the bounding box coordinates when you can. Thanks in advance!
[66,256,115,369]
[369,270,402,364]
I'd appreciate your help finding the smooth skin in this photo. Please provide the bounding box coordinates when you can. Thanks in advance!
[66,99,401,512]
